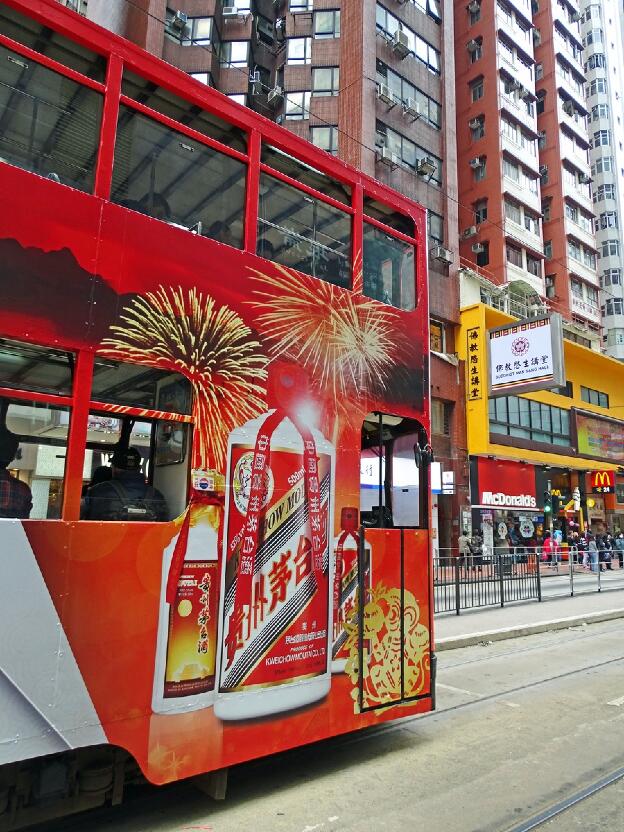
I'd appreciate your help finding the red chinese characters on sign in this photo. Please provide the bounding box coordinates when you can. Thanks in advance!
[591,470,615,494]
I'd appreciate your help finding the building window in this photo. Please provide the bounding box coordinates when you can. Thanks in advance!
[376,61,442,128]
[470,77,484,101]
[581,386,610,408]
[228,93,247,106]
[594,184,616,203]
[431,399,451,436]
[430,320,445,352]
[527,255,541,277]
[544,240,552,259]
[506,243,523,268]
[602,239,620,257]
[166,12,213,45]
[489,396,571,446]
[314,10,340,38]
[542,200,551,222]
[189,72,213,86]
[375,121,443,185]
[593,130,611,147]
[469,4,481,24]
[289,0,312,9]
[376,6,441,74]
[535,62,543,80]
[474,158,486,181]
[470,116,485,140]
[312,67,340,96]
[476,241,489,267]
[602,268,622,286]
[311,125,339,155]
[474,200,487,224]
[428,211,444,243]
[599,211,618,229]
[285,91,311,119]
[287,37,312,64]
[505,200,521,224]
[469,38,483,62]
[220,40,249,67]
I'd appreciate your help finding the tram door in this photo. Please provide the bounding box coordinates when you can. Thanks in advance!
[356,413,432,711]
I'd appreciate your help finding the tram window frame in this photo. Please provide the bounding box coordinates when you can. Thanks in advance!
[360,412,428,530]
[362,223,416,310]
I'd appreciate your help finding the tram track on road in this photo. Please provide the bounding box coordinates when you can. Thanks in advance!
[502,764,624,831]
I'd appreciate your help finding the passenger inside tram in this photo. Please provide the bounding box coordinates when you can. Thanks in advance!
[0,426,32,520]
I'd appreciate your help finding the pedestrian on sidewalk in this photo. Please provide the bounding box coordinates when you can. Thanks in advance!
[588,535,599,573]
[615,533,624,569]
[542,532,553,564]
[458,529,470,572]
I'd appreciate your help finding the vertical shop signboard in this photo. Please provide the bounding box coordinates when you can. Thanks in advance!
[466,327,483,401]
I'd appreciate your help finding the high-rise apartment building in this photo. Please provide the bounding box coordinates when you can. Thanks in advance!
[54,0,467,546]
[455,0,603,352]
[581,0,624,359]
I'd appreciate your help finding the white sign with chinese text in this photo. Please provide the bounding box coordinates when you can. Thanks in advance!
[488,314,565,395]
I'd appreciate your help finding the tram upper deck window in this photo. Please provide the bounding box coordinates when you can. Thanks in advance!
[0,338,74,396]
[257,173,351,288]
[0,44,103,192]
[111,104,246,246]
[122,71,246,153]
[362,224,415,310]
[0,5,107,82]
[261,145,351,205]
[2,400,70,519]
[91,358,192,414]
[363,196,414,237]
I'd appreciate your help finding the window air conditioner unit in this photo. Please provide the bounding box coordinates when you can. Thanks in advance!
[431,245,454,264]
[377,84,395,105]
[249,69,262,94]
[520,87,532,101]
[377,147,398,167]
[467,39,479,52]
[469,156,482,169]
[468,0,480,11]
[463,225,478,238]
[563,100,574,115]
[267,86,283,104]
[539,164,548,176]
[471,242,485,253]
[222,6,242,20]
[570,11,580,22]
[469,117,482,129]
[417,157,436,176]
[392,30,411,59]
[256,17,275,38]
[170,10,188,31]
[538,130,546,139]
[579,173,592,184]
[403,98,420,118]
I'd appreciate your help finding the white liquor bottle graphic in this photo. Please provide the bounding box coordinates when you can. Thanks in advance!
[214,407,335,722]
[152,471,223,714]
[331,507,371,674]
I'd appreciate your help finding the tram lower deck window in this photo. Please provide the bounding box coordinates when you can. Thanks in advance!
[360,412,426,529]
[363,224,415,310]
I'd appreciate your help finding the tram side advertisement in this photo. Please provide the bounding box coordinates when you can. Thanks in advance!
[0,181,432,783]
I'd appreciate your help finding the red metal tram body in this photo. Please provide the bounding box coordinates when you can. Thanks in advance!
[0,0,434,825]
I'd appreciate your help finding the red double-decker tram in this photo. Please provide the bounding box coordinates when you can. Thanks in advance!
[0,0,433,825]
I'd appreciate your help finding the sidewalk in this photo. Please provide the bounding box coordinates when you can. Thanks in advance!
[434,588,624,651]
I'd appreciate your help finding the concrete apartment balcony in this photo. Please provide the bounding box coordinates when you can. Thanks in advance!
[552,0,581,36]
[568,256,599,285]
[560,142,591,176]
[554,34,584,75]
[562,177,593,214]
[499,91,538,134]
[564,216,596,252]
[497,51,533,93]
[506,0,533,25]
[504,218,544,256]
[504,261,544,296]
[496,12,533,59]
[555,67,587,114]
[503,175,542,214]
[558,102,590,145]
[571,294,601,324]
[501,134,540,175]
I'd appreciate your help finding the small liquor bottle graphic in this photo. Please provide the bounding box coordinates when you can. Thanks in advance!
[152,471,223,714]
[331,507,371,673]
[214,397,335,721]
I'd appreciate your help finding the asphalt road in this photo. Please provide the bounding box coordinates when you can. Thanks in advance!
[41,620,624,832]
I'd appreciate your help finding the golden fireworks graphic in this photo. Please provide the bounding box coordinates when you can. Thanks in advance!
[250,264,400,408]
[344,584,430,713]
[101,286,268,470]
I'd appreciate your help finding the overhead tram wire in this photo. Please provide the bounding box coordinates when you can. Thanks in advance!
[106,0,624,307]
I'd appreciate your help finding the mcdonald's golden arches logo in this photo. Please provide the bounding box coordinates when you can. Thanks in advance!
[591,471,615,494]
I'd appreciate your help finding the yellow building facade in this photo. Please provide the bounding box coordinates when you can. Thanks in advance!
[458,303,624,547]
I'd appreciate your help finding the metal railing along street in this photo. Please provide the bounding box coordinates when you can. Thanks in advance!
[433,546,624,615]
